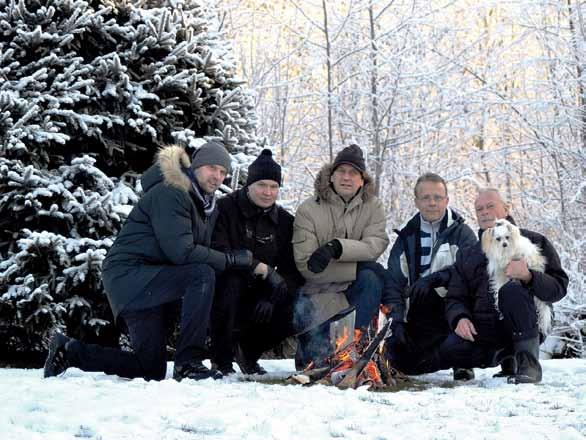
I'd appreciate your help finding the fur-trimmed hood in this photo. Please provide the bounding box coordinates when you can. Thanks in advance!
[313,163,376,203]
[141,145,192,193]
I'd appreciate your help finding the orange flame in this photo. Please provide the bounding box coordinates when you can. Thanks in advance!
[335,326,350,351]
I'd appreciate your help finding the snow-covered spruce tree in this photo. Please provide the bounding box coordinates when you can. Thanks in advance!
[0,0,259,356]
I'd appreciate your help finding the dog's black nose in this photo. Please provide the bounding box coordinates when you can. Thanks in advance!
[502,243,508,248]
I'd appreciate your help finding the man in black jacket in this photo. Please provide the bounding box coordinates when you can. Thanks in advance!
[430,188,568,383]
[44,142,255,382]
[384,173,477,380]
[210,149,304,375]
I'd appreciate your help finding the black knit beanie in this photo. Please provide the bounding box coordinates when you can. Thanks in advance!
[332,144,366,174]
[246,149,282,186]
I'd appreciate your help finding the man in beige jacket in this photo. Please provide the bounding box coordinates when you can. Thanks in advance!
[292,144,389,367]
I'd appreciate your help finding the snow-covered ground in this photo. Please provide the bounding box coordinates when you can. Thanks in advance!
[2,359,585,440]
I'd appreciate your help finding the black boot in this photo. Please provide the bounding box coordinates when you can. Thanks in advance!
[211,361,236,376]
[44,332,72,378]
[508,337,542,384]
[234,344,267,375]
[493,356,516,378]
[173,362,223,381]
[453,368,475,381]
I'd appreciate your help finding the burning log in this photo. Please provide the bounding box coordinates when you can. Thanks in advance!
[288,319,409,390]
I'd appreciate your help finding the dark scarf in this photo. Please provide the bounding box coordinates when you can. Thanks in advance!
[183,166,217,217]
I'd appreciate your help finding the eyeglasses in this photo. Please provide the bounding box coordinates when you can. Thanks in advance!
[416,195,447,203]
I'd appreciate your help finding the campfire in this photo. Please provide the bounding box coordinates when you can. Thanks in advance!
[287,310,408,390]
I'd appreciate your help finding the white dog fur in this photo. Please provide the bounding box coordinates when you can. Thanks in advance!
[481,219,551,335]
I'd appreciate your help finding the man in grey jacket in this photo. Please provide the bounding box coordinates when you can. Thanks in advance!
[384,173,477,380]
[44,142,254,382]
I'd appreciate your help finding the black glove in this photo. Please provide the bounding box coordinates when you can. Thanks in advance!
[266,267,288,304]
[407,277,433,308]
[391,321,415,350]
[408,271,449,307]
[307,239,342,273]
[225,249,254,270]
[253,301,274,324]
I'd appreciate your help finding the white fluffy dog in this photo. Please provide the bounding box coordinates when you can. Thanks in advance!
[481,219,551,335]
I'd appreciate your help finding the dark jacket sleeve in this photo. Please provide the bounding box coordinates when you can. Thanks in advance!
[445,249,474,329]
[151,185,226,270]
[436,223,477,288]
[457,223,478,251]
[526,232,568,303]
[278,211,305,292]
[385,236,409,322]
[211,198,233,253]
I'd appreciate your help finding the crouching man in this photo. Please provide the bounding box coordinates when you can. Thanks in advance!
[425,189,568,384]
[44,142,255,382]
[210,149,304,375]
[384,173,477,381]
[292,144,389,367]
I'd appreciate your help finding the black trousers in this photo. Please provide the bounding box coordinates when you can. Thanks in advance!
[385,288,449,374]
[210,271,296,367]
[66,263,216,380]
[418,281,541,373]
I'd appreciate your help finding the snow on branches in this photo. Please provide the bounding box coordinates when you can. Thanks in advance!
[0,0,259,174]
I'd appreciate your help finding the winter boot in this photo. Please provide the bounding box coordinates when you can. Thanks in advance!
[508,337,542,384]
[44,332,72,378]
[493,356,516,378]
[453,368,475,381]
[173,362,223,381]
[211,361,236,376]
[234,343,267,375]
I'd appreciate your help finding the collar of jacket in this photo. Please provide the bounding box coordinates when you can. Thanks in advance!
[313,163,375,204]
[154,144,217,215]
[477,214,517,239]
[235,187,279,224]
[157,145,193,192]
[394,208,463,239]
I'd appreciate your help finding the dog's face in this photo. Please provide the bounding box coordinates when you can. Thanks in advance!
[491,219,514,248]
[481,219,520,258]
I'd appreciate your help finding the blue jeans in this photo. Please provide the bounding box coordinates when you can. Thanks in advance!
[66,263,215,380]
[345,263,383,329]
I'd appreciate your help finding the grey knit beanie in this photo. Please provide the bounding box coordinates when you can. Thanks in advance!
[191,141,232,173]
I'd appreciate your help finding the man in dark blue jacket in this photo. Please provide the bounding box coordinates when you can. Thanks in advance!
[429,189,568,384]
[44,142,254,382]
[384,173,477,379]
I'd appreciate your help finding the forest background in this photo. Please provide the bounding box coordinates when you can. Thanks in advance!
[0,0,583,361]
[219,0,585,356]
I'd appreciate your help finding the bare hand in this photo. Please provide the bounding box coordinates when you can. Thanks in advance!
[253,262,269,279]
[455,318,477,342]
[505,258,532,283]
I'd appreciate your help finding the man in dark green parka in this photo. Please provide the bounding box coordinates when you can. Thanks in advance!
[44,142,254,381]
